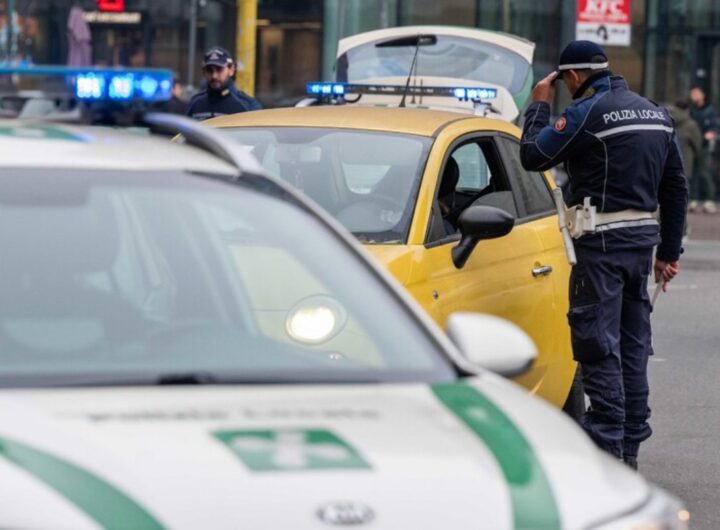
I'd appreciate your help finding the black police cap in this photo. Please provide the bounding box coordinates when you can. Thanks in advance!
[557,40,608,73]
[203,47,233,69]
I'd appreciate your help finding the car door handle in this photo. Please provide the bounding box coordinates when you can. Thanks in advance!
[532,265,553,277]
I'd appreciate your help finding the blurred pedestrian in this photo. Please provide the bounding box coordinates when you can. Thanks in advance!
[669,101,702,181]
[688,86,717,213]
[520,40,688,470]
[187,47,261,121]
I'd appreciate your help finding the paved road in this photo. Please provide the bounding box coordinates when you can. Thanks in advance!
[642,238,720,529]
[686,209,719,242]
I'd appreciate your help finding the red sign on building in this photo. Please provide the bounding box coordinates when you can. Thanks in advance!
[576,0,632,47]
[96,0,125,12]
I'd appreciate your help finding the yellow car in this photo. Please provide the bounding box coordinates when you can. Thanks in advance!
[206,105,579,413]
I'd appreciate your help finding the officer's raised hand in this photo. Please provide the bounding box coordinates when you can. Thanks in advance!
[531,71,559,104]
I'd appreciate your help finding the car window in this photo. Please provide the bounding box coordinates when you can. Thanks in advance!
[0,169,455,388]
[499,137,555,218]
[225,127,433,244]
[427,138,517,243]
[452,142,491,190]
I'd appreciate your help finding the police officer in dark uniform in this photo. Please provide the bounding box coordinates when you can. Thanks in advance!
[187,47,261,121]
[520,41,688,469]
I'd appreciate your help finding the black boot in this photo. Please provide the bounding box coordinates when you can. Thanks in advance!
[623,455,638,471]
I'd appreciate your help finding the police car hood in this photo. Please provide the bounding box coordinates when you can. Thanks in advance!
[347,76,519,121]
[0,378,649,529]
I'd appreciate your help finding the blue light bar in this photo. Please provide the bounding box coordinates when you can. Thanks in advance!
[0,65,173,103]
[306,82,346,97]
[89,71,172,102]
[305,81,498,102]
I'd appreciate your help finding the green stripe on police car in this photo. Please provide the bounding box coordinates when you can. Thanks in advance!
[432,383,561,530]
[0,436,165,530]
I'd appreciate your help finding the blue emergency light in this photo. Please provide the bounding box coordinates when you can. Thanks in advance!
[107,73,134,100]
[307,82,346,96]
[76,70,172,102]
[0,65,173,103]
[452,87,498,101]
[306,81,498,103]
[76,72,105,99]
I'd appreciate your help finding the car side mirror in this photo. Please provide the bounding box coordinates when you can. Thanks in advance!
[451,205,514,268]
[446,313,536,377]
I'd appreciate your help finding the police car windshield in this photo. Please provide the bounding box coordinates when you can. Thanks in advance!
[224,127,432,244]
[337,35,531,96]
[0,169,455,387]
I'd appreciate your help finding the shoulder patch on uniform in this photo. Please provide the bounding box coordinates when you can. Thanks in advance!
[582,87,596,98]
[554,116,567,131]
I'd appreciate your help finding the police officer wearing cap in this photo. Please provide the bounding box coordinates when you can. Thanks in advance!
[520,41,688,469]
[187,47,261,121]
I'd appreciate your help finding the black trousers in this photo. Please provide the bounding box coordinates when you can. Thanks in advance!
[567,245,654,458]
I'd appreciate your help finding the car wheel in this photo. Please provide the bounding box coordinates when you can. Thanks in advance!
[562,365,585,423]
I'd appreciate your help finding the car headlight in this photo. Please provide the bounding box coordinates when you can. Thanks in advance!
[591,486,689,530]
[285,296,347,345]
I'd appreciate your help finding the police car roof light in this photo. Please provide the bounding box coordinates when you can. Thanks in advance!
[88,70,172,102]
[0,65,173,103]
[306,81,497,102]
[139,75,162,99]
[306,82,346,98]
[76,73,105,100]
[454,87,497,102]
[108,73,134,100]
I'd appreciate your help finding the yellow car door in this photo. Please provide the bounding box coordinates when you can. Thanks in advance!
[405,132,574,407]
[494,135,576,406]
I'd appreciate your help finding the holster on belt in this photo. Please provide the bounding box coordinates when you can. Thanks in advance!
[565,198,596,239]
[565,198,655,239]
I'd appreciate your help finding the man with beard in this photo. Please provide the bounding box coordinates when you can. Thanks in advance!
[187,47,261,121]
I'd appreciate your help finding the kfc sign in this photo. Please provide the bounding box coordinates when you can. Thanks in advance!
[578,1,630,23]
[576,0,631,47]
[96,0,125,12]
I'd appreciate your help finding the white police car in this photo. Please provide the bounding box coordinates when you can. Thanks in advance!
[0,68,688,529]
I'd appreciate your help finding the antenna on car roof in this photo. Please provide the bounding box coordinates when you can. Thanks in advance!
[375,34,436,108]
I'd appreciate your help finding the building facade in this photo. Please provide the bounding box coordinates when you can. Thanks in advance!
[319,0,720,112]
[3,0,720,111]
[256,0,720,110]
[2,0,236,85]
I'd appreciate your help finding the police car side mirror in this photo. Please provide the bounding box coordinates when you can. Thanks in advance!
[451,205,515,269]
[446,313,536,377]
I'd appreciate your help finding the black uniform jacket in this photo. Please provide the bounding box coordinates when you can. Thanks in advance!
[520,72,688,262]
[187,82,261,121]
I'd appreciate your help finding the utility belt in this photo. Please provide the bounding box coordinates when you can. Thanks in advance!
[565,197,657,239]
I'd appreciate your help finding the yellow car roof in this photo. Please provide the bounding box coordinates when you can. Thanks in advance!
[205,106,510,137]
